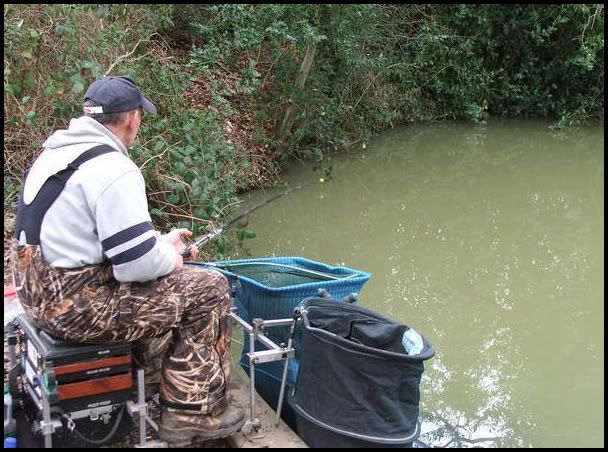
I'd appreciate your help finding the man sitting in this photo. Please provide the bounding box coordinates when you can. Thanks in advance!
[11,75,245,443]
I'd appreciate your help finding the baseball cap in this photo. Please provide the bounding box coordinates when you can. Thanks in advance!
[83,76,157,115]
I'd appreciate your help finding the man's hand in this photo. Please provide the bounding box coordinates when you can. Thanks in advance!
[162,228,200,269]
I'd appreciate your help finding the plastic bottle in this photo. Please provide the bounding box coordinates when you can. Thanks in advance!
[4,388,16,440]
[401,328,424,355]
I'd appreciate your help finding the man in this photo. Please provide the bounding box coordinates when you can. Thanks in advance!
[10,76,245,443]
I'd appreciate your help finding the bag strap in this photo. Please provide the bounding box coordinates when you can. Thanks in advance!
[14,145,118,244]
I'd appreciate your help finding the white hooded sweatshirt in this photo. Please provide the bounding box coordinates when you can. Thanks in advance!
[19,116,176,282]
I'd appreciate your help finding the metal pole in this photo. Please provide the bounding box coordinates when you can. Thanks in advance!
[248,329,256,423]
[41,383,53,448]
[275,315,297,427]
[137,369,146,447]
[275,338,291,427]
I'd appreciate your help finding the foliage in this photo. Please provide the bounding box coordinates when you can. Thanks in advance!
[434,4,604,127]
[177,3,603,163]
[4,4,604,246]
[3,4,250,246]
[131,108,243,238]
[4,4,173,181]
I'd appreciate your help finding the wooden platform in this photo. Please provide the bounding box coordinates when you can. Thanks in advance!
[227,368,308,448]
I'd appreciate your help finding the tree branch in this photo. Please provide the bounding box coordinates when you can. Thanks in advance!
[105,33,158,77]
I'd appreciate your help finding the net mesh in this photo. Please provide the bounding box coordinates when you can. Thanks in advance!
[215,262,347,288]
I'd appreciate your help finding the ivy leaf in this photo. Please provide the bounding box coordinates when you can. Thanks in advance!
[25,111,38,126]
[153,139,166,152]
[43,85,56,97]
[72,80,85,94]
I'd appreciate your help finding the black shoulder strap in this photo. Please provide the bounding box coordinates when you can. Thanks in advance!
[14,145,118,244]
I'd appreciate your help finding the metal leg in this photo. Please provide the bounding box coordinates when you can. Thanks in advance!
[275,339,291,427]
[137,369,147,447]
[276,315,298,427]
[244,327,262,434]
[229,311,297,434]
[40,381,54,448]
[128,368,167,448]
[248,330,256,423]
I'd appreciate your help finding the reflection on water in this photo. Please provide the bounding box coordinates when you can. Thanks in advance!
[234,120,604,448]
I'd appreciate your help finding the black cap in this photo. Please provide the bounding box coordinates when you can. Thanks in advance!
[83,76,157,115]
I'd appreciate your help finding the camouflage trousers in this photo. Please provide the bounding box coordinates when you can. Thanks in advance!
[10,240,232,415]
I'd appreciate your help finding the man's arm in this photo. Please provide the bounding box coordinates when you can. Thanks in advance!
[94,170,177,282]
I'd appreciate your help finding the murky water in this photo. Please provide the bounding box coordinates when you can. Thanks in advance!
[232,120,604,448]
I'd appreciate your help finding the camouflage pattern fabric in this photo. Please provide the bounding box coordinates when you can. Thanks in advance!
[10,239,232,415]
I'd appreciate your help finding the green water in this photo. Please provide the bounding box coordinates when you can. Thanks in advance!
[232,120,604,448]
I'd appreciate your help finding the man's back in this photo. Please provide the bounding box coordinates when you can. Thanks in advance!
[18,116,175,282]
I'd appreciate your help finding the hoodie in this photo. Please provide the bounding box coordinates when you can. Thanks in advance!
[19,116,176,282]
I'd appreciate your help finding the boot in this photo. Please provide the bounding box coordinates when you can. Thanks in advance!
[159,404,246,444]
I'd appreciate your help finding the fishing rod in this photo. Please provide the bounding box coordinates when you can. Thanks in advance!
[180,183,310,258]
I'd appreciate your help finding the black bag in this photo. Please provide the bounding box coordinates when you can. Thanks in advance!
[289,297,434,448]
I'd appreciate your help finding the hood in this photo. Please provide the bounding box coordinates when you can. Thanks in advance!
[42,116,128,156]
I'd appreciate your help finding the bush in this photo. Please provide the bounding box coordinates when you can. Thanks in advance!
[3,4,253,243]
[4,4,603,239]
